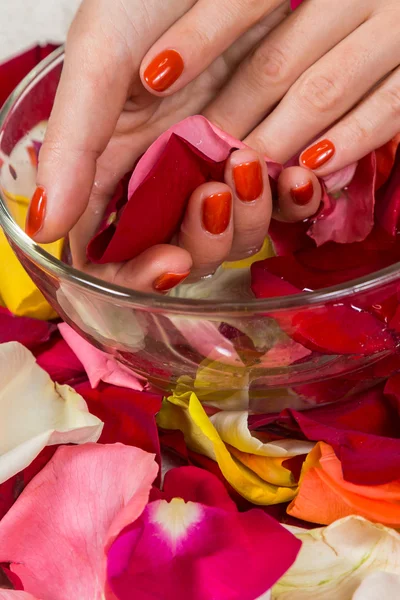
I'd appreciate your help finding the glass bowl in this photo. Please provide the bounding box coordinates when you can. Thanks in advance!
[1,47,400,412]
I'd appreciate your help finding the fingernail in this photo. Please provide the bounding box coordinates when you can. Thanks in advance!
[300,139,335,170]
[26,186,47,238]
[153,271,190,292]
[202,191,232,235]
[290,180,314,206]
[144,49,184,92]
[233,160,263,202]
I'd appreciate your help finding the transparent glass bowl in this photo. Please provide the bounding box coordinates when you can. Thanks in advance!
[1,47,400,411]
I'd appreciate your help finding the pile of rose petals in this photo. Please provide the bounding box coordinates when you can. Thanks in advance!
[2,299,400,599]
[2,46,400,599]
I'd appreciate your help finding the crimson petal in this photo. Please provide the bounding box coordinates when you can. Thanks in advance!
[250,385,400,485]
[250,264,394,355]
[0,307,56,350]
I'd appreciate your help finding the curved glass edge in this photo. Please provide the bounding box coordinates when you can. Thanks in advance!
[1,47,400,316]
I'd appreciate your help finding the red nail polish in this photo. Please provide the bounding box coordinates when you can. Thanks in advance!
[300,139,335,170]
[202,191,232,235]
[290,180,314,206]
[153,271,190,292]
[26,186,47,238]
[144,49,184,92]
[233,161,263,202]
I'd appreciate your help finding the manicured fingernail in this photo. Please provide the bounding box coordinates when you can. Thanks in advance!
[202,191,232,235]
[26,186,46,238]
[233,161,263,202]
[300,139,335,170]
[153,271,190,292]
[144,49,184,92]
[290,180,314,206]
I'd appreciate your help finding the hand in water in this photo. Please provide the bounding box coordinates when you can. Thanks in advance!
[29,0,400,293]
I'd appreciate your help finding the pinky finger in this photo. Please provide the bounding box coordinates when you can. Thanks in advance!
[299,66,400,177]
[85,244,192,294]
[275,166,321,222]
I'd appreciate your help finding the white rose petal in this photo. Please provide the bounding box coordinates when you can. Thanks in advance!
[0,342,103,482]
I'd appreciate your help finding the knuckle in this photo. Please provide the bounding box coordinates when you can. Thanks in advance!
[344,116,371,143]
[296,72,344,114]
[383,85,400,118]
[245,43,291,89]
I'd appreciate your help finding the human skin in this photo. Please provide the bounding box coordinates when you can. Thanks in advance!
[27,0,400,293]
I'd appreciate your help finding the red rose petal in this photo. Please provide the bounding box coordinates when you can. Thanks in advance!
[251,263,394,355]
[87,134,226,263]
[250,385,400,485]
[0,307,56,350]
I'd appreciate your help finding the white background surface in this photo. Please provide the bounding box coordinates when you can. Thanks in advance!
[0,0,81,62]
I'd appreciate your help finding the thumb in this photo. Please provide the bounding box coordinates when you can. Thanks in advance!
[27,1,137,243]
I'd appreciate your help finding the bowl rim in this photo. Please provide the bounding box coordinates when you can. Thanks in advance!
[1,45,400,317]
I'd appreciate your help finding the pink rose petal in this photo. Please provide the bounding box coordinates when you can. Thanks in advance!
[0,444,158,600]
[308,153,376,246]
[58,323,144,390]
[0,593,40,600]
[107,498,300,600]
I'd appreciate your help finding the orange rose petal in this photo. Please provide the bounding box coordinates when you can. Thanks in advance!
[288,442,400,527]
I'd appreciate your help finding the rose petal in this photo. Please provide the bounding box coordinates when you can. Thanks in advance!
[157,392,297,505]
[75,381,162,476]
[287,442,400,527]
[0,306,55,349]
[35,336,85,385]
[107,496,300,600]
[375,135,400,190]
[56,286,147,356]
[0,593,40,600]
[59,323,144,390]
[375,147,400,236]
[0,45,58,126]
[249,385,400,485]
[0,342,103,483]
[87,116,280,264]
[0,444,158,600]
[210,411,313,457]
[352,572,400,600]
[250,264,394,355]
[275,516,400,599]
[155,466,238,511]
[308,153,376,245]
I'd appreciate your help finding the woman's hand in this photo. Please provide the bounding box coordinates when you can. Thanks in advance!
[28,0,323,294]
[201,0,400,174]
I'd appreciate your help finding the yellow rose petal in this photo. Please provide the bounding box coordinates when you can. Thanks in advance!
[157,391,296,505]
[228,445,296,487]
[0,191,63,320]
[222,237,274,270]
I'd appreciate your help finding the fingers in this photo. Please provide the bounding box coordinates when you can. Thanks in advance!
[30,0,194,245]
[179,181,234,278]
[244,11,400,162]
[204,0,365,140]
[299,66,400,177]
[179,150,272,276]
[274,166,321,222]
[32,0,136,243]
[224,148,272,260]
[85,244,192,294]
[140,0,283,96]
